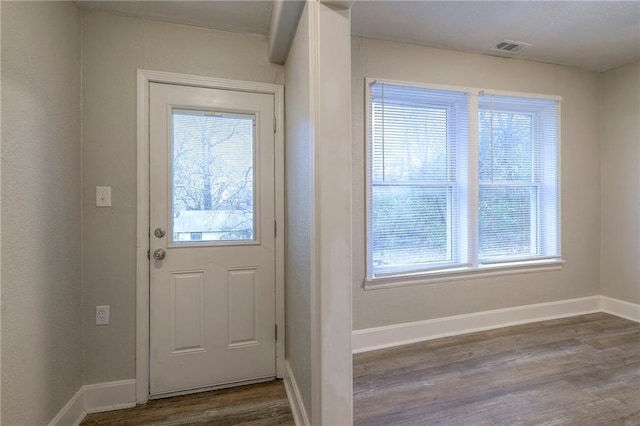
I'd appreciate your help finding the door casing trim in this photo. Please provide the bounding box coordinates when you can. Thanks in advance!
[136,69,285,403]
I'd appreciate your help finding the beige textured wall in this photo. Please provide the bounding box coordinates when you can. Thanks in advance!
[352,36,602,330]
[600,61,640,304]
[1,2,82,424]
[284,3,313,418]
[81,9,283,384]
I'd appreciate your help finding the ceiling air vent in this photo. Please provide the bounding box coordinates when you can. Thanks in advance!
[489,39,531,55]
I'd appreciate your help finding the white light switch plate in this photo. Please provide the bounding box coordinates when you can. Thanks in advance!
[96,186,111,207]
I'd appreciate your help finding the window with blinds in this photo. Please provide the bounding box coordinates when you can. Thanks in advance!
[368,82,469,277]
[366,80,561,281]
[478,94,560,264]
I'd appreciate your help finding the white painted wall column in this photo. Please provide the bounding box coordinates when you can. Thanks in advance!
[311,1,353,424]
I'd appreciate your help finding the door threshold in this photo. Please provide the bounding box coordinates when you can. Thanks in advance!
[149,376,276,400]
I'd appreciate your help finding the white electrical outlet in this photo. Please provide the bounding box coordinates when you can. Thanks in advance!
[96,305,110,325]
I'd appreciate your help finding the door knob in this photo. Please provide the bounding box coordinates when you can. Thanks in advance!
[154,227,166,238]
[153,248,166,260]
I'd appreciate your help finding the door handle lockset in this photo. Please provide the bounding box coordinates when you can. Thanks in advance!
[154,227,166,238]
[153,248,166,260]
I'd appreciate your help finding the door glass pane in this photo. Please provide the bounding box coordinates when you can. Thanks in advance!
[172,109,255,243]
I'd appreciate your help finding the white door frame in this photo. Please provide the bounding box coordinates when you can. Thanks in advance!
[136,69,285,403]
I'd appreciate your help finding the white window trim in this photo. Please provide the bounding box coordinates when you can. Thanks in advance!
[364,78,563,289]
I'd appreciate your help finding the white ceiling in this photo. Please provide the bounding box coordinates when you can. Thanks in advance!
[75,1,274,36]
[75,1,639,72]
[352,1,640,72]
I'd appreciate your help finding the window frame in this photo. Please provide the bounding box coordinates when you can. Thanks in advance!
[365,78,564,289]
[368,94,465,277]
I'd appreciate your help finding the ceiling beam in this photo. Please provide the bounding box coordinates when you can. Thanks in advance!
[268,0,305,65]
[320,0,356,10]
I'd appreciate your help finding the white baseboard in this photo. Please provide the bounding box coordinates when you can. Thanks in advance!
[283,361,310,426]
[52,375,306,425]
[84,379,137,414]
[353,296,602,353]
[49,379,137,425]
[600,296,640,322]
[48,296,638,424]
[49,387,85,426]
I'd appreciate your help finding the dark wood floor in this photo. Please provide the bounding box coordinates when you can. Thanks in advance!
[354,313,640,425]
[81,380,294,426]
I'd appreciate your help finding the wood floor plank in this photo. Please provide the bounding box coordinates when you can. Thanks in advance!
[354,313,640,425]
[81,380,294,426]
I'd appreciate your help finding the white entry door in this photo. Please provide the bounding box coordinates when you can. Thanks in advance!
[149,82,276,397]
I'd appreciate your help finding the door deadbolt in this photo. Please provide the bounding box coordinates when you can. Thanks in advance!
[154,227,166,238]
[153,248,166,260]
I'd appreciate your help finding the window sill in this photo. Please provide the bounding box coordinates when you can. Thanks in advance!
[364,259,565,290]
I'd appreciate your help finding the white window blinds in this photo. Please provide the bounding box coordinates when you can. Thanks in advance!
[368,82,469,277]
[478,94,560,263]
